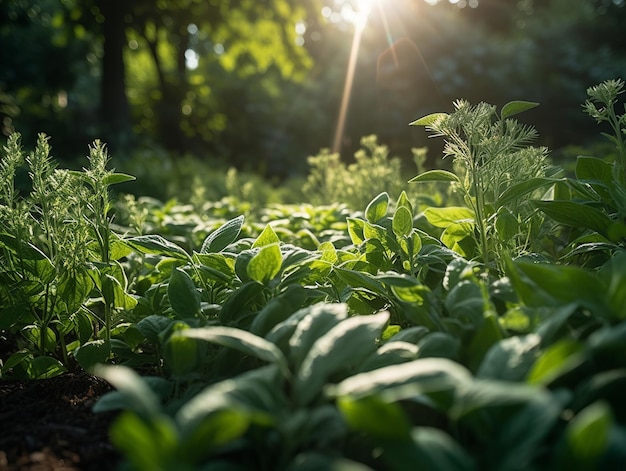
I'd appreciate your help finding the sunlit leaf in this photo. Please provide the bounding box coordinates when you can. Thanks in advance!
[500,101,539,119]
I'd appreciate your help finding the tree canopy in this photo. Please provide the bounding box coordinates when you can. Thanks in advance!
[1,0,625,175]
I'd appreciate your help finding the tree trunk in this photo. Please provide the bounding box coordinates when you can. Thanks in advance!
[97,0,132,150]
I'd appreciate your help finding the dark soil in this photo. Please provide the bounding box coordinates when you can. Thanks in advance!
[0,373,121,470]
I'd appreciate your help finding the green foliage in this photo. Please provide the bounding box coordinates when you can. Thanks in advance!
[5,79,626,470]
[304,135,419,210]
[411,99,551,272]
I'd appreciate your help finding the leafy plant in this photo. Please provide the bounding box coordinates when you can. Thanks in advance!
[410,100,551,272]
[0,133,135,378]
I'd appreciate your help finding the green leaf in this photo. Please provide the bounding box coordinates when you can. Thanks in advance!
[365,192,389,223]
[334,268,387,297]
[338,395,411,440]
[252,224,280,248]
[495,207,519,240]
[136,315,174,343]
[500,100,539,119]
[563,401,613,467]
[497,177,557,208]
[93,364,161,417]
[102,172,136,185]
[167,267,201,318]
[532,200,613,235]
[575,156,613,183]
[109,412,178,471]
[515,260,608,313]
[527,339,586,385]
[57,270,94,315]
[396,190,413,214]
[409,112,448,126]
[125,235,190,260]
[28,355,67,379]
[328,358,471,404]
[477,334,541,382]
[182,326,290,378]
[347,217,365,245]
[409,169,461,184]
[164,323,198,376]
[200,215,244,253]
[74,339,112,371]
[423,206,474,228]
[295,311,390,405]
[417,332,461,361]
[392,206,413,237]
[289,303,348,370]
[247,243,282,284]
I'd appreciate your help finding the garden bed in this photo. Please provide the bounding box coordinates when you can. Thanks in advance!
[0,373,119,470]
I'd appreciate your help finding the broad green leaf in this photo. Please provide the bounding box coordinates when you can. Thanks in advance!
[247,243,282,284]
[22,325,57,353]
[74,339,112,371]
[102,274,138,310]
[250,286,309,337]
[136,315,174,343]
[252,224,280,248]
[125,235,190,260]
[338,395,411,440]
[376,272,420,288]
[495,207,519,241]
[563,401,613,466]
[532,200,613,235]
[182,326,290,378]
[575,156,613,183]
[193,252,236,283]
[494,392,563,471]
[396,190,413,213]
[392,206,413,237]
[409,169,460,184]
[28,355,67,379]
[177,367,285,462]
[328,358,471,405]
[527,339,587,385]
[500,100,539,119]
[295,312,389,405]
[409,112,448,126]
[335,268,387,297]
[163,323,198,376]
[365,192,389,223]
[57,270,94,315]
[417,332,461,361]
[109,412,178,471]
[94,364,161,417]
[465,313,504,371]
[515,260,608,313]
[219,281,265,324]
[477,334,541,381]
[451,379,542,421]
[167,267,201,318]
[347,217,365,245]
[200,215,244,253]
[102,172,136,185]
[318,241,338,264]
[289,303,349,370]
[423,206,474,228]
[497,177,557,207]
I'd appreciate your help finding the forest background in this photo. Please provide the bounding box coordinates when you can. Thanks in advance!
[1,0,625,192]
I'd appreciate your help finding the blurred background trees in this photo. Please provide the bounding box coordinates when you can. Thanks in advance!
[1,0,625,181]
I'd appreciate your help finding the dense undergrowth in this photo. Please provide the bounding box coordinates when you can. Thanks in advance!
[2,80,626,470]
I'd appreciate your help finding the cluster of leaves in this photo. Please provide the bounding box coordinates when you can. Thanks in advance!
[2,80,626,470]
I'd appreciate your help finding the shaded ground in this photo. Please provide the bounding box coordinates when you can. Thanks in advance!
[0,373,121,470]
